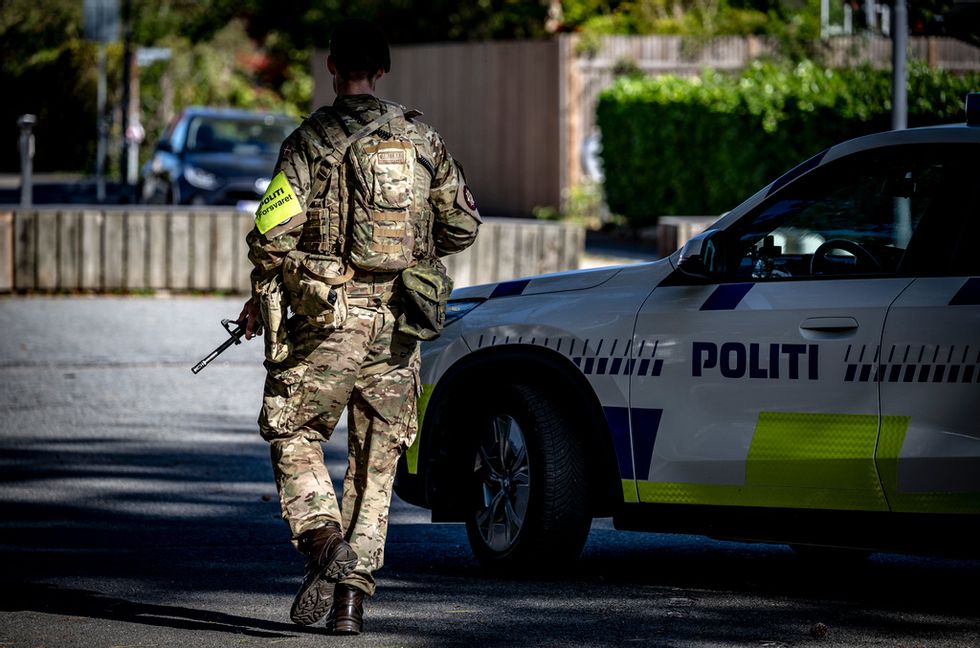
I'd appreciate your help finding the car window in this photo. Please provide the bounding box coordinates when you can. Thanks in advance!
[185,116,295,155]
[720,144,973,281]
[170,115,189,152]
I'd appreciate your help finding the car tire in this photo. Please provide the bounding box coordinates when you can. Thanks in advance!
[463,383,592,572]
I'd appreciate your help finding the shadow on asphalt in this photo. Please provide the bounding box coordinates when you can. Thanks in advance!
[1,422,978,644]
[0,584,318,639]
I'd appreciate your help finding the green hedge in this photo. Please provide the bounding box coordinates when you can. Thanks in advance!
[596,62,979,226]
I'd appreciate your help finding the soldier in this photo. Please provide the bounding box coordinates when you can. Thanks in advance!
[238,18,480,635]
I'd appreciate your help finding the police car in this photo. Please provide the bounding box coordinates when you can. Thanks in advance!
[395,95,980,568]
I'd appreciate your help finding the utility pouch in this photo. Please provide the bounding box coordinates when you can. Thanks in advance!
[397,257,453,341]
[282,250,354,328]
[257,278,292,363]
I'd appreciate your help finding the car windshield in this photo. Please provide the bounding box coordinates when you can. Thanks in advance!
[185,115,295,154]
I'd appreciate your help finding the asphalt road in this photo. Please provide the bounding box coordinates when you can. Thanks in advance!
[1,296,978,647]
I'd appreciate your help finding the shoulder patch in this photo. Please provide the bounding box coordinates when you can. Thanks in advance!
[453,161,482,223]
[255,172,303,235]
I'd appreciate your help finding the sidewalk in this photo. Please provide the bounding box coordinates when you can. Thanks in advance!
[0,173,132,204]
[580,229,663,269]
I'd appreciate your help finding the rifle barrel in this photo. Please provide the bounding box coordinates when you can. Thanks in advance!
[191,330,244,374]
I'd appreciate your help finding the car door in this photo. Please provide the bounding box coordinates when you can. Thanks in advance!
[627,144,941,512]
[877,144,980,514]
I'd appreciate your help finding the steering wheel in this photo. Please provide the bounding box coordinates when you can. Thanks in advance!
[809,239,882,275]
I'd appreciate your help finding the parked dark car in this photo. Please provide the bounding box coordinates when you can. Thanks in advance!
[139,107,297,206]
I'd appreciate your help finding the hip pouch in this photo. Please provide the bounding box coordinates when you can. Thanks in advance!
[397,257,453,341]
[257,278,292,363]
[282,251,353,328]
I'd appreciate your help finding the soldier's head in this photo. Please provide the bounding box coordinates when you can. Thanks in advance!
[328,19,390,88]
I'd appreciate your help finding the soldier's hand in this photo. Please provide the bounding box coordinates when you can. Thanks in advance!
[238,298,263,340]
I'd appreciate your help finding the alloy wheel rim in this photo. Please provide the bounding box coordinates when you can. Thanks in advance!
[473,413,531,552]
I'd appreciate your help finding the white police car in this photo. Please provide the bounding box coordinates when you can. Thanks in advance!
[395,95,980,567]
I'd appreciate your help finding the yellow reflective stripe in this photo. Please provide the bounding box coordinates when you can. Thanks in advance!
[407,383,436,475]
[636,412,909,511]
[747,412,883,492]
[877,416,980,513]
[636,479,888,510]
[622,479,639,504]
[255,172,302,235]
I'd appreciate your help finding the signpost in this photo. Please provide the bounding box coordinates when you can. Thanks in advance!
[892,0,908,130]
[84,0,119,203]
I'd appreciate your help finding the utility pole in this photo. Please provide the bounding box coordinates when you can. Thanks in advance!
[84,0,120,203]
[891,0,908,130]
[97,44,107,203]
[119,0,134,200]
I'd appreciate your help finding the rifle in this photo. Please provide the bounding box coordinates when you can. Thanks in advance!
[191,319,248,374]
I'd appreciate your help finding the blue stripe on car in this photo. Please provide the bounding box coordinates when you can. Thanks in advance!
[603,406,634,479]
[489,279,531,299]
[700,283,754,311]
[630,408,663,480]
[602,407,665,481]
[949,278,980,306]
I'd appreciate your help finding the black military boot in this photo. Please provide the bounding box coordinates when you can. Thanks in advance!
[289,522,358,625]
[329,583,365,635]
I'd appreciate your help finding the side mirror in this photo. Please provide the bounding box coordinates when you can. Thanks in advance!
[677,229,725,279]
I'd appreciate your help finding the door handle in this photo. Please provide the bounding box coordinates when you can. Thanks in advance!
[799,317,859,333]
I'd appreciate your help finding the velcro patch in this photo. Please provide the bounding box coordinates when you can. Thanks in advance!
[378,150,407,165]
[255,172,302,235]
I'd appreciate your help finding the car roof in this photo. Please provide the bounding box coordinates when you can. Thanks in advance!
[180,106,294,121]
[823,123,980,163]
[700,122,980,236]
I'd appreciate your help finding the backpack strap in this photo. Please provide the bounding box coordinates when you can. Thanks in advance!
[306,105,406,201]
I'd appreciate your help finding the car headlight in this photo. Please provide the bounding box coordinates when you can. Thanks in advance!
[183,165,220,190]
[445,298,484,326]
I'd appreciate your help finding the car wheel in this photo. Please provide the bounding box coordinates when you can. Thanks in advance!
[464,384,591,571]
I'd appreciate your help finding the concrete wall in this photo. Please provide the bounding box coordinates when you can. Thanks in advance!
[0,208,584,294]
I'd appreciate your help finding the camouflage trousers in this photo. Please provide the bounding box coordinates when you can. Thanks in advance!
[258,287,419,597]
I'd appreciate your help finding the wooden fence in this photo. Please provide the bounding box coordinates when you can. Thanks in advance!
[315,41,563,219]
[312,35,980,215]
[0,208,584,294]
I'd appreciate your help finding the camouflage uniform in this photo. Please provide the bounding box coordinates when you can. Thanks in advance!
[247,94,480,596]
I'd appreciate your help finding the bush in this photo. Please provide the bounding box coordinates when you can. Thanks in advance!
[596,62,980,226]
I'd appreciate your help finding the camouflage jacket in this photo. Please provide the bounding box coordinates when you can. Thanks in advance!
[247,94,481,297]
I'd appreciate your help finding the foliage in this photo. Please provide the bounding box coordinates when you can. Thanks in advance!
[564,0,796,38]
[4,0,976,174]
[0,0,315,173]
[596,62,979,225]
[534,181,609,228]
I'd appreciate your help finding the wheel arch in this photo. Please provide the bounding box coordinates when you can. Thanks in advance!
[415,343,624,521]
